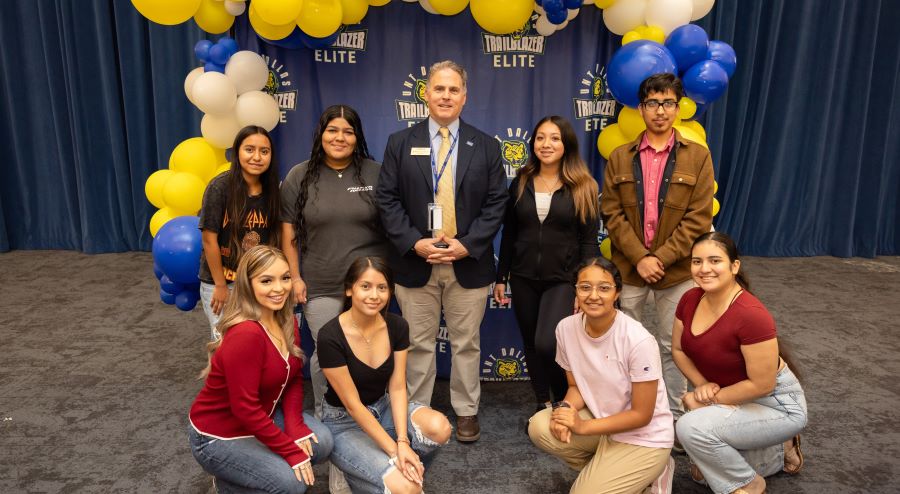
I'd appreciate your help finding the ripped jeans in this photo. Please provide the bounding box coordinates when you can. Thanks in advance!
[322,394,445,494]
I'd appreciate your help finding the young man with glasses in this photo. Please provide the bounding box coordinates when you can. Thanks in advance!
[600,73,715,430]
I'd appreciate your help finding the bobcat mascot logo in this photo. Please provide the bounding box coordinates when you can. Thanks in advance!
[501,140,528,170]
[494,358,521,379]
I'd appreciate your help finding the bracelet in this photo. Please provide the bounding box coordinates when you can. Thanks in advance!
[397,437,410,445]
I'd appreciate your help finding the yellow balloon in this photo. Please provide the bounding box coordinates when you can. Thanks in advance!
[470,0,533,35]
[145,169,174,209]
[641,25,666,44]
[214,162,232,179]
[150,207,176,237]
[212,146,227,167]
[712,198,721,216]
[341,0,369,24]
[368,0,391,6]
[600,237,612,260]
[616,107,646,141]
[163,172,207,214]
[597,123,629,159]
[681,119,707,142]
[194,0,234,34]
[713,180,718,194]
[249,5,297,40]
[131,0,202,25]
[297,0,344,38]
[169,137,219,180]
[622,31,641,45]
[254,0,303,25]
[430,0,469,16]
[595,0,616,8]
[674,125,708,149]
[678,97,697,120]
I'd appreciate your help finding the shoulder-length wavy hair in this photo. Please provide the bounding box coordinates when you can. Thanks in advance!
[516,115,599,224]
[291,105,375,256]
[224,126,281,260]
[199,245,301,379]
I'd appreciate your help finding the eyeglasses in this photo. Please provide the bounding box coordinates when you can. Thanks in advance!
[642,99,678,111]
[574,283,616,295]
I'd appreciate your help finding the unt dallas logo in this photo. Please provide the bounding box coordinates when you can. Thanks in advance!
[572,64,618,132]
[494,128,531,179]
[482,347,529,381]
[262,55,297,124]
[395,66,430,127]
[481,14,545,68]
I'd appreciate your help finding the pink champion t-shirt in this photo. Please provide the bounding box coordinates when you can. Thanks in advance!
[555,311,674,448]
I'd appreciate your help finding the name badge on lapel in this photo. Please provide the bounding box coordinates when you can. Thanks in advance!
[410,147,431,156]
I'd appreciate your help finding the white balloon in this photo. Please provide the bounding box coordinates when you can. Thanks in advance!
[235,91,281,131]
[184,66,204,105]
[419,0,438,14]
[224,0,246,16]
[567,8,579,21]
[645,0,693,35]
[534,4,545,15]
[535,15,556,36]
[582,0,594,4]
[225,51,270,95]
[690,0,714,20]
[602,0,647,35]
[201,111,243,149]
[191,72,237,116]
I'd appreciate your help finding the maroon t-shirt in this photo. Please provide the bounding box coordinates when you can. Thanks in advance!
[676,287,777,387]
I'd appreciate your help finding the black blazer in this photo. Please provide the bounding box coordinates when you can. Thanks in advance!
[376,119,508,289]
[496,176,599,284]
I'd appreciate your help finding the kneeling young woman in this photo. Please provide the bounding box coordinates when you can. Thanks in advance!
[188,245,332,493]
[528,257,674,494]
[318,257,451,494]
[673,232,807,494]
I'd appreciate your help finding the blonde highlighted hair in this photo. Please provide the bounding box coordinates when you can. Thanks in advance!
[516,116,599,224]
[199,245,302,379]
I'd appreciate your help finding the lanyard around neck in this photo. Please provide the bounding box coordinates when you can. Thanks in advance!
[430,131,459,195]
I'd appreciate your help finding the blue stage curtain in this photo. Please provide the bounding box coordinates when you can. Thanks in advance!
[0,0,203,252]
[696,0,900,257]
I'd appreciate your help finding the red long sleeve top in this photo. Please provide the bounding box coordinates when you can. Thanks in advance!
[189,320,313,468]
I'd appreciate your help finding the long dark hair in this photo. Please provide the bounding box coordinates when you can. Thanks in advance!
[342,256,394,312]
[225,126,280,263]
[516,116,598,224]
[292,105,375,256]
[692,231,751,292]
[574,257,622,310]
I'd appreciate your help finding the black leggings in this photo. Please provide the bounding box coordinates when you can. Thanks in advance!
[509,275,573,403]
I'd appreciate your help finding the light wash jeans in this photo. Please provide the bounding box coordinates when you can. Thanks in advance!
[199,281,233,341]
[322,395,445,494]
[676,365,808,494]
[302,296,344,419]
[188,408,333,494]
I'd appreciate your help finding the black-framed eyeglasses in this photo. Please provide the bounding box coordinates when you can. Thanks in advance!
[642,99,678,110]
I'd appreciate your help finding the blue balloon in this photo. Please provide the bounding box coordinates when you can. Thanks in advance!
[682,60,729,104]
[707,40,737,77]
[665,24,709,75]
[203,61,225,73]
[153,263,164,281]
[607,40,678,108]
[535,0,543,5]
[564,0,583,8]
[159,275,183,295]
[690,101,709,120]
[208,44,230,66]
[545,1,568,25]
[152,216,202,285]
[175,289,200,312]
[160,289,176,305]
[218,37,239,57]
[194,39,213,62]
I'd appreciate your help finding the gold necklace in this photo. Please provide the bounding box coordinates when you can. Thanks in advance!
[349,315,374,346]
[536,173,559,192]
[328,163,351,179]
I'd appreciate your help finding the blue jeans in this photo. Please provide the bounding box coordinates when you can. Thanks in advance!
[676,365,808,494]
[189,408,333,494]
[322,395,445,494]
[200,281,233,340]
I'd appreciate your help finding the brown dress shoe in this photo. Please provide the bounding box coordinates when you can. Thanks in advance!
[456,415,480,442]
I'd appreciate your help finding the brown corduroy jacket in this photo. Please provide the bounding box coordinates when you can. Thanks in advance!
[601,130,715,289]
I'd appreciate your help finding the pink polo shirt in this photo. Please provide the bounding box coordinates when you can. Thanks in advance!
[639,131,675,249]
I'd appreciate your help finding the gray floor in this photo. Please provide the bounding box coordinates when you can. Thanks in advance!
[1,251,899,493]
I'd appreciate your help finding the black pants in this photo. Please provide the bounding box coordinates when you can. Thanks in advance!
[509,275,573,403]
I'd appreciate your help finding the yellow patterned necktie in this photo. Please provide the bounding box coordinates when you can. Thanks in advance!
[435,126,456,238]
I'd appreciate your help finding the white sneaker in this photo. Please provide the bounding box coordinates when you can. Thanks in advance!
[648,456,674,494]
[329,462,351,494]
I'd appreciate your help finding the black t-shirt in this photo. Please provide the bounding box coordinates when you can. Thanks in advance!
[198,174,272,284]
[317,312,410,407]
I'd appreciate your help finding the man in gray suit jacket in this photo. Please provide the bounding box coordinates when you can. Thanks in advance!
[376,60,507,442]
